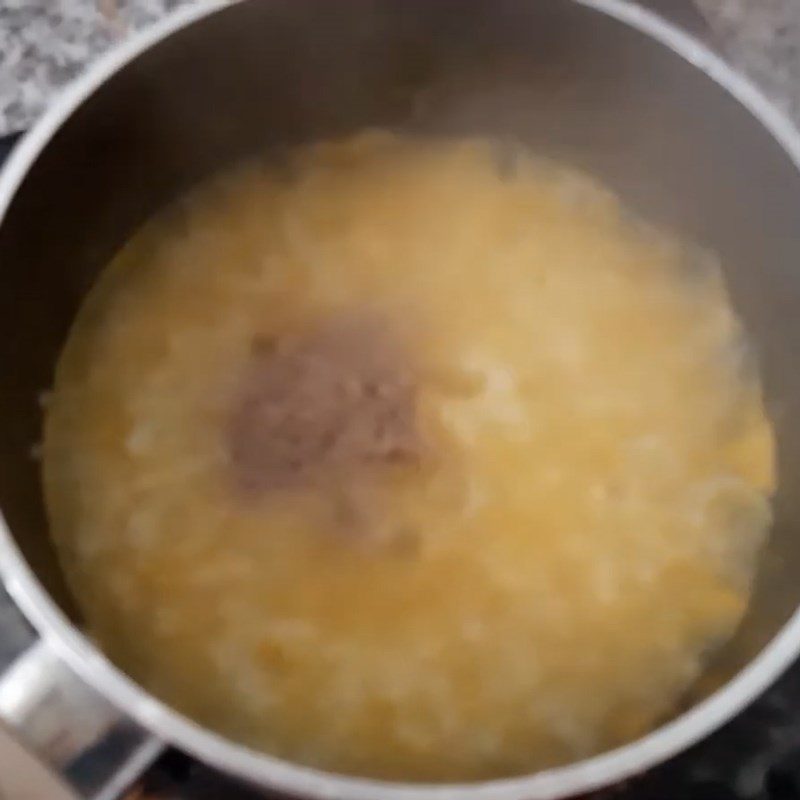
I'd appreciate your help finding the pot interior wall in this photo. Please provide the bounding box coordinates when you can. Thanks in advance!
[0,0,799,721]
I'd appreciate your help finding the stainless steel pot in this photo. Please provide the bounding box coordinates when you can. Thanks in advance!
[0,1,799,798]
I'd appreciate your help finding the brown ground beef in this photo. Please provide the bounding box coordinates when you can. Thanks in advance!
[227,312,421,498]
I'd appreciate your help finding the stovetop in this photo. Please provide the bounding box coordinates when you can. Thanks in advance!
[4,2,800,796]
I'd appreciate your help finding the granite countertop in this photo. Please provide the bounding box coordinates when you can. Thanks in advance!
[0,0,799,135]
[0,0,200,135]
[696,0,800,121]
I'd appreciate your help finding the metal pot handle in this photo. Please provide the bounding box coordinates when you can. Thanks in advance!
[0,591,164,800]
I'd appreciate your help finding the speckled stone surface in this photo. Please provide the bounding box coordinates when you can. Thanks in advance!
[0,0,201,134]
[697,0,800,120]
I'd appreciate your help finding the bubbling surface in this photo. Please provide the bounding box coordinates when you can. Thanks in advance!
[44,133,774,781]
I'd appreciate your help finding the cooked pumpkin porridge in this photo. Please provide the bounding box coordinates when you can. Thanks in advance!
[44,132,775,781]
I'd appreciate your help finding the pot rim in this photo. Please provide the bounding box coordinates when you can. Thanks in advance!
[1,1,799,798]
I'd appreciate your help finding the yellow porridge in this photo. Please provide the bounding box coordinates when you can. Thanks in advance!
[43,133,775,781]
